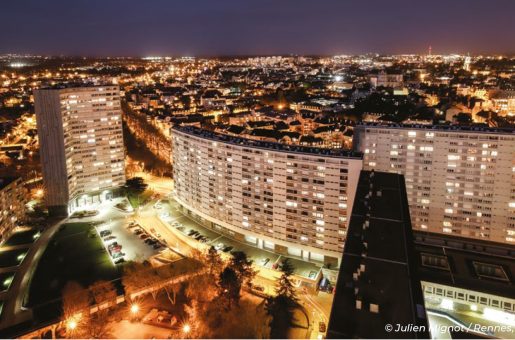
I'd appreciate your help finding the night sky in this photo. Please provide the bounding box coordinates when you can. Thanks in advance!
[1,0,514,56]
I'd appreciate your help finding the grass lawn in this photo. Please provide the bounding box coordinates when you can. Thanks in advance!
[0,249,28,268]
[28,222,121,311]
[3,229,40,247]
[127,190,154,209]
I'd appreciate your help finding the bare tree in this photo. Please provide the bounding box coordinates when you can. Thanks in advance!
[89,280,117,309]
[62,281,90,320]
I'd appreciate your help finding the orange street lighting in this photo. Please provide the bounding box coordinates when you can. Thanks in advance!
[130,304,139,314]
[183,324,191,333]
[67,318,78,331]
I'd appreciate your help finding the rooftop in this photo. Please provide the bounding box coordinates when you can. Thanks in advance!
[357,122,515,135]
[413,231,515,300]
[172,125,362,159]
[0,177,19,190]
[38,83,118,91]
[327,170,429,339]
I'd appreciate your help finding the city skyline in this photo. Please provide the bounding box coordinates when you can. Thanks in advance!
[1,0,515,56]
[0,1,514,336]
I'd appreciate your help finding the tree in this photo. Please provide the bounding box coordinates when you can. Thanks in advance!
[218,267,241,309]
[266,295,296,339]
[62,281,90,319]
[185,273,218,303]
[228,251,256,289]
[206,246,224,277]
[88,280,117,309]
[275,259,297,301]
[266,259,298,338]
[61,281,90,338]
[124,177,148,194]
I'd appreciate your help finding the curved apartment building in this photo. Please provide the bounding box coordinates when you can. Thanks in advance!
[171,126,363,266]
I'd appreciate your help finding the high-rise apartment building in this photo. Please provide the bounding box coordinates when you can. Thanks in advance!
[172,126,363,265]
[35,85,125,215]
[0,177,28,243]
[353,123,515,245]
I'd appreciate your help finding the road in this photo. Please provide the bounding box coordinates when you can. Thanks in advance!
[0,217,66,330]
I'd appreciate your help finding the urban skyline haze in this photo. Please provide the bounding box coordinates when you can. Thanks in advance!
[1,0,515,56]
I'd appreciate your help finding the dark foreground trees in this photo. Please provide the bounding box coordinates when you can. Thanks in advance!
[266,258,298,338]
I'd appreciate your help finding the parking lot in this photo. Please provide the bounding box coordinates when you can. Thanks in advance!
[160,200,322,280]
[95,218,164,264]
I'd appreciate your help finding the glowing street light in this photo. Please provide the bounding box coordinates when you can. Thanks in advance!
[183,324,191,334]
[130,304,139,314]
[67,318,78,331]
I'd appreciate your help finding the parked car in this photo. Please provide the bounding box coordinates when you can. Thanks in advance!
[153,243,162,249]
[319,322,326,333]
[109,245,122,256]
[108,242,119,250]
[112,252,125,259]
[115,258,125,264]
[140,234,149,240]
[134,229,143,235]
[215,243,224,250]
[100,230,111,237]
[103,235,116,242]
[222,246,233,253]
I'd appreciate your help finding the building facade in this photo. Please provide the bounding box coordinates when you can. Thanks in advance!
[0,177,28,243]
[172,126,363,265]
[353,124,515,245]
[35,85,125,215]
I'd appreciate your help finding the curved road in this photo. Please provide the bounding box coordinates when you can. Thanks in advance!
[0,217,66,330]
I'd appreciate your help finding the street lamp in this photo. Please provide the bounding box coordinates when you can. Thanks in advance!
[130,304,139,314]
[183,324,191,334]
[66,318,78,331]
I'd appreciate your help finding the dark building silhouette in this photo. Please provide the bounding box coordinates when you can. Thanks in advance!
[327,170,430,339]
